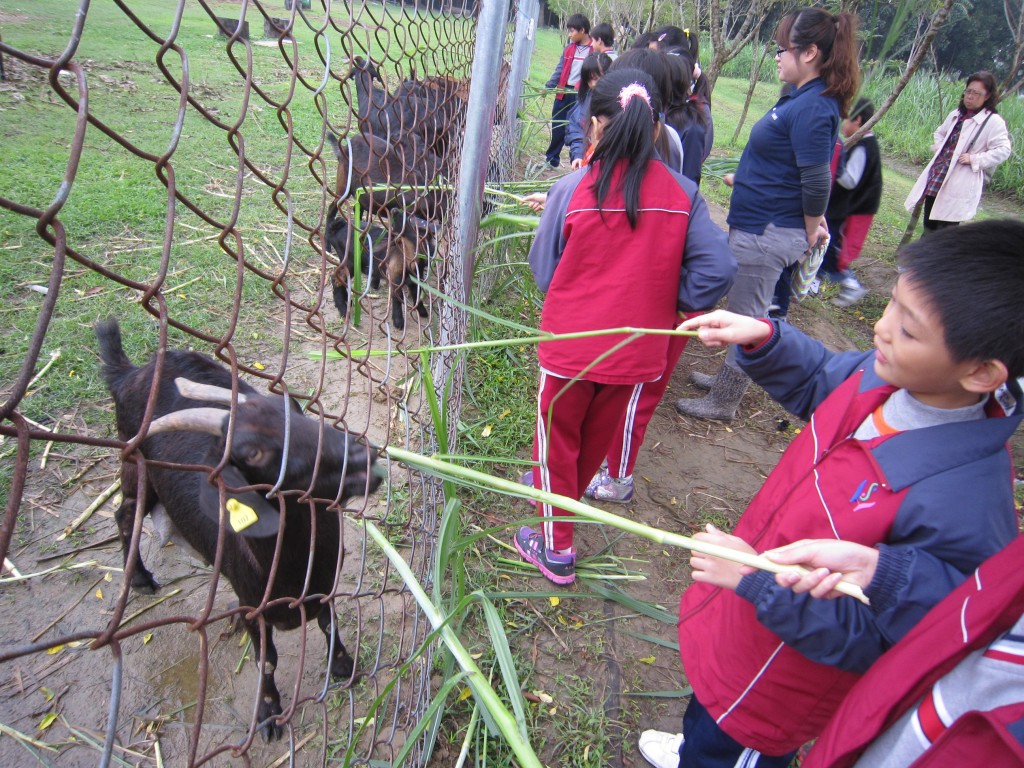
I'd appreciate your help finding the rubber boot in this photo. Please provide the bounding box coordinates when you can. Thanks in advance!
[689,370,716,390]
[675,365,750,421]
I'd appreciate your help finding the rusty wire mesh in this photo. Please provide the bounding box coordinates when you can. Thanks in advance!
[0,0,529,764]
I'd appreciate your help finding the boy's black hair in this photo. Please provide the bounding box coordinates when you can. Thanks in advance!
[566,14,590,33]
[898,219,1024,379]
[592,23,614,47]
[587,67,662,229]
[849,96,874,124]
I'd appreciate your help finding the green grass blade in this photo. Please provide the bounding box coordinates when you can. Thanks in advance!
[391,671,470,766]
[361,520,543,768]
[470,591,529,740]
[623,688,693,698]
[620,629,681,651]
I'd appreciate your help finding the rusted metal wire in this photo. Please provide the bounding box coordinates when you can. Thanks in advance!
[0,0,528,764]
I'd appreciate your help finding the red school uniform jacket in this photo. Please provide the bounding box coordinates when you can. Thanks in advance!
[527,159,734,386]
[803,535,1024,768]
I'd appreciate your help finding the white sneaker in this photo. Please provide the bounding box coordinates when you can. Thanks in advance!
[638,730,683,768]
[832,276,867,307]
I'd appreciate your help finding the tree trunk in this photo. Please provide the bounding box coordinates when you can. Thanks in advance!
[847,0,958,144]
[732,37,769,144]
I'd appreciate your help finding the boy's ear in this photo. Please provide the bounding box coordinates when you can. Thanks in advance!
[960,358,1009,394]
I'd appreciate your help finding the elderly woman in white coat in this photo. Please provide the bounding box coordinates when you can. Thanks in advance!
[906,70,1011,233]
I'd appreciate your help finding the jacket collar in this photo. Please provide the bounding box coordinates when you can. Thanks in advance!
[862,369,1024,491]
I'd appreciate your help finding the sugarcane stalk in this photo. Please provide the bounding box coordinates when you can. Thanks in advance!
[385,447,870,605]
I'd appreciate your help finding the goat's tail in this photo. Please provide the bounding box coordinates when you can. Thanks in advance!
[326,133,344,162]
[95,319,136,389]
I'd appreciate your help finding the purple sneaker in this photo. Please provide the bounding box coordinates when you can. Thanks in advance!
[513,527,575,585]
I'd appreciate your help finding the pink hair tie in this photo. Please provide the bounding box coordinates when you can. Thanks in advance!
[618,82,652,113]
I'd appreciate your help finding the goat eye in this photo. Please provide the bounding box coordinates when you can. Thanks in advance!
[247,447,263,463]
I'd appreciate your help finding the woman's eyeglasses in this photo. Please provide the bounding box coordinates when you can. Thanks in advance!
[775,45,800,57]
[964,88,988,97]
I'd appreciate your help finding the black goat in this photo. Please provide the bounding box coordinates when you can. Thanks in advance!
[96,320,382,740]
[347,56,466,177]
[326,203,434,330]
[327,131,444,224]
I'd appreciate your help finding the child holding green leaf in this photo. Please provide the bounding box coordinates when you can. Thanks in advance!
[638,220,1024,768]
[513,67,734,585]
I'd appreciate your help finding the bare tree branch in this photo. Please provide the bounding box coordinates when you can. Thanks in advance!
[847,0,957,144]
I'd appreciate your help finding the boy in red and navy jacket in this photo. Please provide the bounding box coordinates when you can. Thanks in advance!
[639,221,1024,768]
[544,13,592,168]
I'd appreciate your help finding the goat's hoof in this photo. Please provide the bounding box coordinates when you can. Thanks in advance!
[329,652,356,682]
[130,572,160,594]
[257,700,284,742]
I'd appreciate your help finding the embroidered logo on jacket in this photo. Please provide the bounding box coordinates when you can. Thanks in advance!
[849,479,879,511]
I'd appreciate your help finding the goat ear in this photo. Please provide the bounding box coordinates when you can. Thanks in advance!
[197,460,282,538]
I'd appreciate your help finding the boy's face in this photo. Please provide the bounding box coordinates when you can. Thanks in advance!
[568,27,587,43]
[873,276,983,409]
[841,116,860,138]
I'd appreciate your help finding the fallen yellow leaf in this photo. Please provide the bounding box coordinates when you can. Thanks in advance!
[639,655,656,664]
[95,588,104,600]
[498,409,512,420]
[253,362,266,371]
[41,687,54,702]
[47,645,64,655]
[481,424,493,438]
[533,690,554,705]
[549,596,559,607]
[104,571,112,582]
[457,686,473,702]
[38,713,58,731]
[143,633,153,645]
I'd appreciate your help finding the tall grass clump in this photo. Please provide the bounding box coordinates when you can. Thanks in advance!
[717,41,778,84]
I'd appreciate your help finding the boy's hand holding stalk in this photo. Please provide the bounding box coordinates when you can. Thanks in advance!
[678,310,773,348]
[690,523,758,591]
[752,540,881,599]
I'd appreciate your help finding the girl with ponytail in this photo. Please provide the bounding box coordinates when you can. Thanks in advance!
[514,67,735,585]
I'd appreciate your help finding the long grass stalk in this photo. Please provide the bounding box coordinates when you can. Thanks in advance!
[316,326,700,360]
[361,520,543,768]
[384,447,871,605]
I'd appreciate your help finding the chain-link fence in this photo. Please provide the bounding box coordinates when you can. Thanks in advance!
[0,0,535,764]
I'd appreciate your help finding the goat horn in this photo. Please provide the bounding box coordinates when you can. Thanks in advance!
[175,378,247,405]
[146,408,227,437]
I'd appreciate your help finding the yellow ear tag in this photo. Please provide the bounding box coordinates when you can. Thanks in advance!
[226,498,258,532]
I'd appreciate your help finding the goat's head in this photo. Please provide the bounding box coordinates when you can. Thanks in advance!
[147,379,382,535]
[389,209,437,258]
[349,56,384,84]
